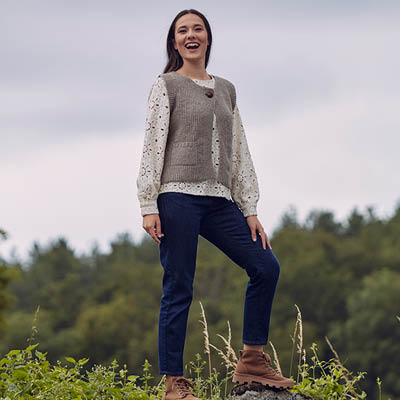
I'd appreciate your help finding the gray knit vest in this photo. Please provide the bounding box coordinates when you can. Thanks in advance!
[159,71,236,189]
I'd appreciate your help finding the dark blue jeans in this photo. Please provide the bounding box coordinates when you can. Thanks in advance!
[156,192,280,376]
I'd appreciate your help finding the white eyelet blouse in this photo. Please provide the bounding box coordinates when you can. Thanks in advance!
[136,74,260,218]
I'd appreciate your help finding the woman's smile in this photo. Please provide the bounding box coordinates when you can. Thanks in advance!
[185,42,200,52]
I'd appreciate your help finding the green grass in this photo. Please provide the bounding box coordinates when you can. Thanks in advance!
[0,304,379,399]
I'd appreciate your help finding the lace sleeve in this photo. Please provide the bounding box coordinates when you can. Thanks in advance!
[136,77,170,216]
[230,104,260,217]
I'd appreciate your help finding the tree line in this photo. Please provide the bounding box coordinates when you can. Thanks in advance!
[0,202,399,399]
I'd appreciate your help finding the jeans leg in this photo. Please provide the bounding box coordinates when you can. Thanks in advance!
[157,193,202,375]
[199,198,280,345]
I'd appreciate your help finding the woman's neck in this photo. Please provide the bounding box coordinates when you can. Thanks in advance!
[175,64,211,80]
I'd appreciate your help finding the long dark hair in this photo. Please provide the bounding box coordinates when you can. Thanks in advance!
[163,9,213,73]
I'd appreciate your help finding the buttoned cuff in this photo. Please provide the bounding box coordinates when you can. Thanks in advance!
[140,204,159,217]
[241,205,258,218]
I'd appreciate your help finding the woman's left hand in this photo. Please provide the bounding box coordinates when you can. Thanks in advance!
[246,215,272,250]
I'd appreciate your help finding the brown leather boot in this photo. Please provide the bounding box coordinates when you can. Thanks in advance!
[162,376,200,399]
[233,350,295,390]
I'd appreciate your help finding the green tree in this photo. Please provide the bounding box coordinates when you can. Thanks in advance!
[330,268,400,397]
[0,229,19,335]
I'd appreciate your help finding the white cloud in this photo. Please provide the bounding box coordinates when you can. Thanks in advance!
[1,0,399,258]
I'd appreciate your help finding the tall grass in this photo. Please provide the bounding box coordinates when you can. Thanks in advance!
[199,301,213,395]
[289,303,303,380]
[0,301,380,399]
[268,341,282,376]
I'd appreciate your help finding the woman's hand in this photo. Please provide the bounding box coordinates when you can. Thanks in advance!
[142,213,164,244]
[246,215,272,250]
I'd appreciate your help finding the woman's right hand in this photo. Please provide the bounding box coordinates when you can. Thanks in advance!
[142,213,164,244]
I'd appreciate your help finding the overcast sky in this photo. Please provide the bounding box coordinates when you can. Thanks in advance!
[1,0,399,260]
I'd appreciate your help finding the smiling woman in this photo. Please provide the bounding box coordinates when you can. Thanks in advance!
[136,8,294,400]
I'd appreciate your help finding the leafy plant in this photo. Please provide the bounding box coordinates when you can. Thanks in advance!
[0,343,161,399]
[0,303,385,399]
[291,343,367,400]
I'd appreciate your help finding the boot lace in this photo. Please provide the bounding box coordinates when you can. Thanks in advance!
[260,352,278,376]
[174,377,196,398]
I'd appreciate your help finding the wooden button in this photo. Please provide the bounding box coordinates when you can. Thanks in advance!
[205,91,214,98]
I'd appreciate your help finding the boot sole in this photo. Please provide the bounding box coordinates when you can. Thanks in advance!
[233,372,294,390]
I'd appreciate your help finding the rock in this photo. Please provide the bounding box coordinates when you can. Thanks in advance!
[229,383,311,400]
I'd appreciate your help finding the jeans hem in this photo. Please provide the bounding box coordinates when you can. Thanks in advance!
[159,371,184,376]
[242,339,268,345]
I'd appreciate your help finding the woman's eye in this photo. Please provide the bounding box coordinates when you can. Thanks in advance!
[178,28,202,33]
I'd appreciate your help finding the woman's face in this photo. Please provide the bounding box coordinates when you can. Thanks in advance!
[173,13,209,64]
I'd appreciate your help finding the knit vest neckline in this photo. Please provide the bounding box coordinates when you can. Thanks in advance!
[171,70,216,92]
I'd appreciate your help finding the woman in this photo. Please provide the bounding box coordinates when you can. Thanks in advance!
[136,9,294,399]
